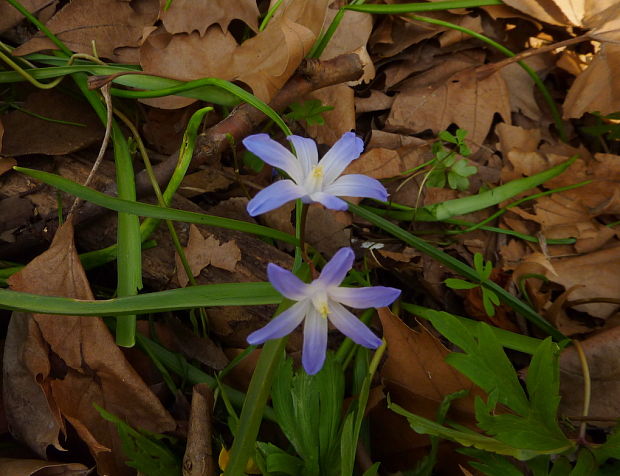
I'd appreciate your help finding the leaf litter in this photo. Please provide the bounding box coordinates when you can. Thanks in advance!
[0,0,619,473]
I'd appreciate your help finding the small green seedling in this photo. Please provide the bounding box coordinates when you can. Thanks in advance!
[445,252,500,317]
[285,99,334,126]
[427,129,477,191]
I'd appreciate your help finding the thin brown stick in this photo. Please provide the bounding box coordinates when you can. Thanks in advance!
[67,83,113,219]
[476,34,591,79]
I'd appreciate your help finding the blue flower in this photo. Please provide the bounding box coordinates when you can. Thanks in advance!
[243,132,388,216]
[247,248,401,375]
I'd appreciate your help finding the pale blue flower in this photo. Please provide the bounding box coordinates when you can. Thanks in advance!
[243,132,388,216]
[247,247,401,375]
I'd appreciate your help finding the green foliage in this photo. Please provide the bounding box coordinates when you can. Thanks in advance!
[426,129,477,191]
[389,313,574,462]
[257,349,381,476]
[445,252,500,317]
[96,405,181,476]
[286,99,334,126]
[581,112,620,141]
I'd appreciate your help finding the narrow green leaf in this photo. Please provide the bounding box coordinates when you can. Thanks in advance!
[14,167,298,245]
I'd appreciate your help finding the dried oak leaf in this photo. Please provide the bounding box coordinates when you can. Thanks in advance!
[0,90,103,156]
[0,0,54,33]
[13,0,159,62]
[176,224,241,287]
[141,0,329,104]
[6,221,175,476]
[158,0,259,36]
[386,51,510,150]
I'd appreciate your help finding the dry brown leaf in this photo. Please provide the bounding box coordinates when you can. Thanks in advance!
[159,0,259,35]
[0,0,55,33]
[547,244,620,319]
[378,308,483,422]
[176,224,241,287]
[500,55,550,121]
[0,458,89,475]
[304,84,355,146]
[183,383,216,476]
[0,91,103,156]
[6,221,175,475]
[0,157,16,176]
[563,44,620,119]
[343,148,403,180]
[305,205,352,257]
[386,52,510,150]
[559,325,620,426]
[13,0,159,61]
[141,0,328,104]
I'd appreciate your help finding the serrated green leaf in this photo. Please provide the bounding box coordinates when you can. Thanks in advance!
[571,449,598,476]
[445,278,479,290]
[458,448,523,476]
[473,253,484,275]
[439,130,457,143]
[389,401,540,460]
[482,289,497,317]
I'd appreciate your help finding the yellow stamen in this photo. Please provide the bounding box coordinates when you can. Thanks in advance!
[318,302,329,318]
[311,165,324,178]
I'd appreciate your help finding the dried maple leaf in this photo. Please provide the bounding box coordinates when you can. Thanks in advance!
[6,221,175,475]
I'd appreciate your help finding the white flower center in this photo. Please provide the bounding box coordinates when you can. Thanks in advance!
[310,288,330,319]
[304,165,325,194]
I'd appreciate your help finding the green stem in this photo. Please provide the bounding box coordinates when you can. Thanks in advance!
[348,202,567,342]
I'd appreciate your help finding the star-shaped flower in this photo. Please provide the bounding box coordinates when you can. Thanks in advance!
[247,247,401,375]
[243,132,388,216]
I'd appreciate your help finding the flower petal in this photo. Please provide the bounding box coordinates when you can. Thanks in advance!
[246,300,309,345]
[308,192,348,211]
[320,132,364,185]
[324,174,388,201]
[328,302,382,349]
[318,247,354,287]
[302,307,328,375]
[247,180,304,216]
[267,263,310,301]
[287,135,318,176]
[243,134,303,183]
[328,286,401,309]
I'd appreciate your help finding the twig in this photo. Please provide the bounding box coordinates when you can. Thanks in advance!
[67,83,113,220]
[476,34,591,79]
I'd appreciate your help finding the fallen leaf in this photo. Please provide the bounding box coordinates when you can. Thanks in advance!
[305,205,351,257]
[0,90,103,156]
[563,44,620,119]
[559,325,620,426]
[378,308,483,422]
[386,52,511,150]
[13,0,159,61]
[0,157,16,177]
[343,147,403,180]
[0,0,55,33]
[304,84,355,146]
[6,221,175,475]
[176,224,241,287]
[0,458,89,475]
[140,0,329,103]
[547,244,620,319]
[159,0,259,36]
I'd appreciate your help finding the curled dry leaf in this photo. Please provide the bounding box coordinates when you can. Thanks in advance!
[563,44,620,119]
[6,221,175,476]
[13,0,159,61]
